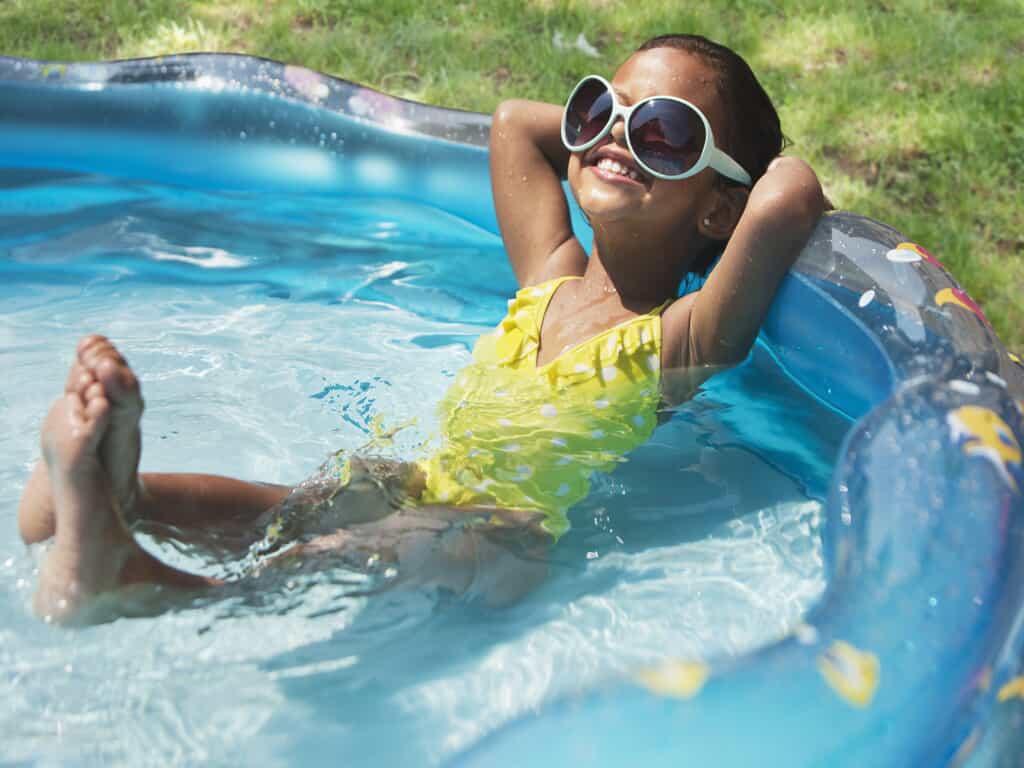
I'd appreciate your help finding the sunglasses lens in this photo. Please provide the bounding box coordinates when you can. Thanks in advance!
[629,100,707,177]
[564,79,614,148]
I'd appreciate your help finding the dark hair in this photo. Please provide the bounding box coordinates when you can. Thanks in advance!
[636,34,784,279]
[637,34,783,185]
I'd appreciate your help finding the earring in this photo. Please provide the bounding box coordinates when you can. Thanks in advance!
[702,217,711,227]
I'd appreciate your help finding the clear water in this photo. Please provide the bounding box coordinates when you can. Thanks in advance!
[0,169,847,766]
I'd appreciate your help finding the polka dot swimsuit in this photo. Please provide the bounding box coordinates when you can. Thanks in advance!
[418,276,669,539]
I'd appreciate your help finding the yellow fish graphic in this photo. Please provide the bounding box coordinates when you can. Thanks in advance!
[947,406,1022,492]
[935,287,991,327]
[635,659,710,699]
[997,675,1024,703]
[818,640,880,708]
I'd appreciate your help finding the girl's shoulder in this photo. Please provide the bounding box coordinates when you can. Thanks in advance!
[519,238,588,289]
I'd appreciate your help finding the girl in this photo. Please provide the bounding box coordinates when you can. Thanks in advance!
[19,34,824,623]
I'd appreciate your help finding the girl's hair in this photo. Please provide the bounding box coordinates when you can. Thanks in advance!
[637,34,782,186]
[637,34,784,279]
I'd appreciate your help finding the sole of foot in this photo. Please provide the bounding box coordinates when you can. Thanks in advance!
[34,388,134,623]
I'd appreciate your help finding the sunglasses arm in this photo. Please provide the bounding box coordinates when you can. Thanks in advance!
[710,148,752,186]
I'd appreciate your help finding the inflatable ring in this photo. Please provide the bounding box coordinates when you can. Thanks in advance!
[2,54,1022,766]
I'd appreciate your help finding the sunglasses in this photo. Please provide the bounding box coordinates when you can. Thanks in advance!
[560,75,751,186]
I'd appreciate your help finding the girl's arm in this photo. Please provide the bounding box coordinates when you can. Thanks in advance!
[663,156,825,371]
[489,100,587,287]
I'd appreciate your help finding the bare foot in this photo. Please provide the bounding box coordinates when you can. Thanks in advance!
[17,336,144,545]
[34,387,137,622]
[76,336,145,520]
[18,336,105,544]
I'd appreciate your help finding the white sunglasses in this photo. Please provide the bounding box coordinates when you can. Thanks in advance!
[560,75,751,185]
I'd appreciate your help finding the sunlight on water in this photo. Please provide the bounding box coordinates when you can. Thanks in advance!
[0,169,846,765]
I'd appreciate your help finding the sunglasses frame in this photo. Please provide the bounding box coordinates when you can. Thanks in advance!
[560,75,752,186]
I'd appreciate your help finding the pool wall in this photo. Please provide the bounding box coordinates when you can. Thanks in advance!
[2,54,1022,766]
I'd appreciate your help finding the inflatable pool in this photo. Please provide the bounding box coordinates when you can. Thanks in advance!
[1,54,1022,766]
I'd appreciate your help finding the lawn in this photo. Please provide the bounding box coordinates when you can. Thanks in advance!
[2,0,1021,349]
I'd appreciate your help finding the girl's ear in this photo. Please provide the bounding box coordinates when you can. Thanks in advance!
[698,185,749,240]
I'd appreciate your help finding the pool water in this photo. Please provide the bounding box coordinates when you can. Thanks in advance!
[0,169,847,765]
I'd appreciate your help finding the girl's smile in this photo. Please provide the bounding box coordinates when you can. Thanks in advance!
[584,144,649,188]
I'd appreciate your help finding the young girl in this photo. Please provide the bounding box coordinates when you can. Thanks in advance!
[18,34,824,623]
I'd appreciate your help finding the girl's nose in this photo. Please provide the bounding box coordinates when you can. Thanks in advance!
[609,117,628,144]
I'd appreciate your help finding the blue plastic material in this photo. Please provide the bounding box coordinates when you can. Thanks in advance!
[2,54,1022,766]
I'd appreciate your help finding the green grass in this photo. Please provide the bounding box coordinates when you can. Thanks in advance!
[2,0,1021,349]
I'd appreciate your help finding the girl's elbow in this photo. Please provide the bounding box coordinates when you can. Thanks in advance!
[491,100,534,133]
[492,100,516,125]
[787,181,825,232]
[748,173,825,236]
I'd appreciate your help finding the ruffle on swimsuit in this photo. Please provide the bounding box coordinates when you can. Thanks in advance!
[418,276,670,539]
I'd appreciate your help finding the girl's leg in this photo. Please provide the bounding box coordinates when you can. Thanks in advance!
[18,335,290,545]
[131,473,290,528]
[19,467,290,545]
[26,335,550,622]
[24,335,417,622]
[34,384,547,622]
[276,504,551,607]
[35,387,218,624]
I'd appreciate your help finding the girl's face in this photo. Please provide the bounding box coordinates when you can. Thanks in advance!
[567,48,730,232]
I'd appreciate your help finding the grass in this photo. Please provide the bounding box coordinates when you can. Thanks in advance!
[2,0,1021,349]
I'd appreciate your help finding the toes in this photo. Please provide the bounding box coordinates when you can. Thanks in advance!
[74,337,141,405]
[64,391,87,428]
[74,388,111,450]
[64,362,85,394]
[83,390,112,430]
[94,357,140,403]
[76,334,109,356]
[71,369,97,399]
[64,392,95,436]
[84,381,105,403]
[63,334,109,393]
[78,337,123,370]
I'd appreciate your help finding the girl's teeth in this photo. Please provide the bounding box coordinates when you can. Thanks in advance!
[597,158,640,181]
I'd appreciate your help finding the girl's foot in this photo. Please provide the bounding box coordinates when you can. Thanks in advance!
[17,336,145,545]
[74,335,145,522]
[33,387,136,622]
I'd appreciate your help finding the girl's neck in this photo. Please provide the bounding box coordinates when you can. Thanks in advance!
[583,226,695,307]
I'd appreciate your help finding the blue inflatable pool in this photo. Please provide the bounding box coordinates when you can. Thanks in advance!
[1,54,1022,766]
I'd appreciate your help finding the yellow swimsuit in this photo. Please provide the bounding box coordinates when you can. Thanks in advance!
[418,275,670,539]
